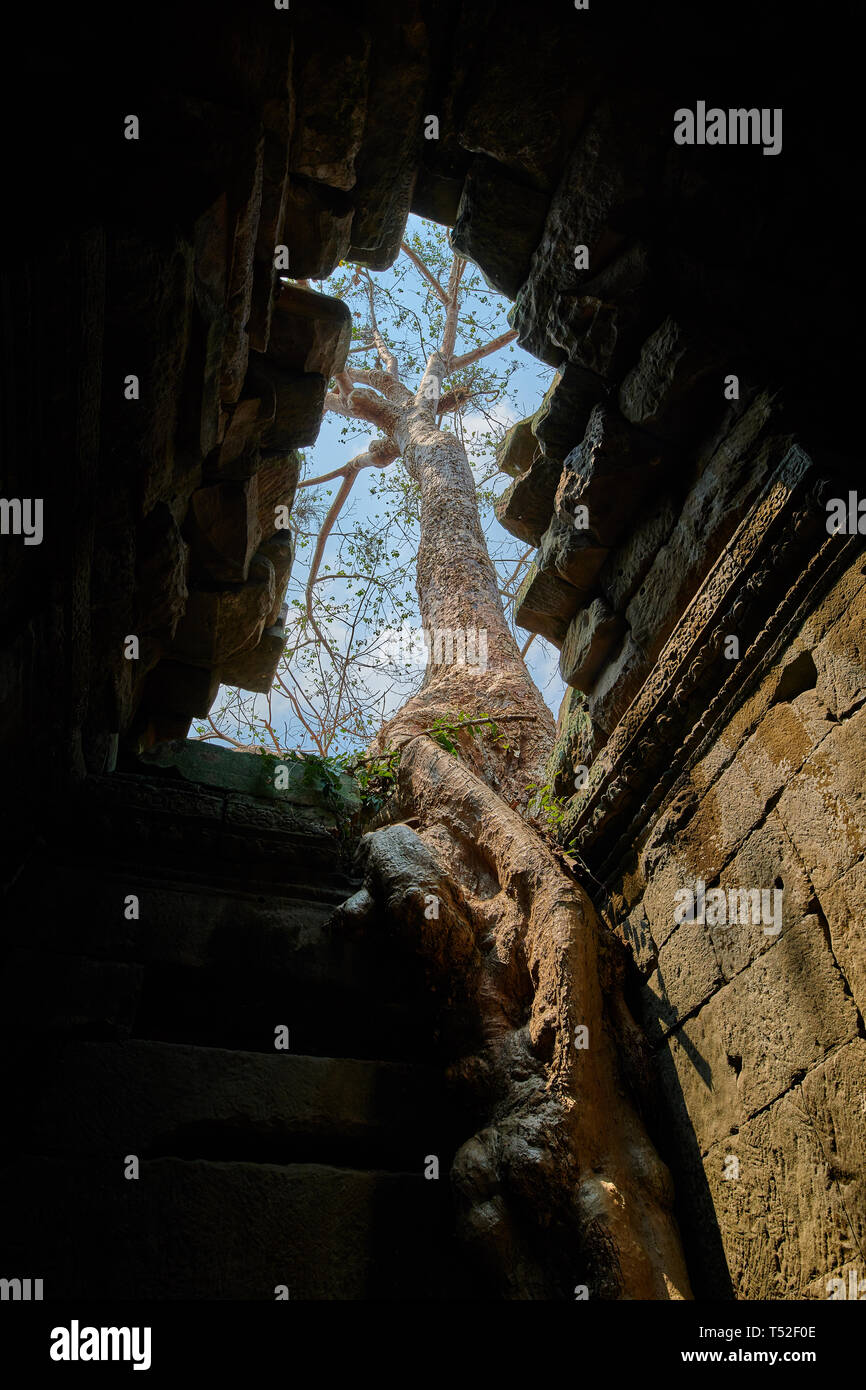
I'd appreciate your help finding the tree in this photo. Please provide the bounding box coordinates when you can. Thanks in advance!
[204,224,692,1299]
[198,221,549,766]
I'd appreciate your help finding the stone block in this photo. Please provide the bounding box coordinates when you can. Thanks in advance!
[815,858,866,1017]
[699,1040,866,1299]
[185,477,263,585]
[282,175,354,280]
[494,454,562,546]
[495,416,538,477]
[169,554,276,668]
[618,317,727,442]
[642,923,723,1039]
[537,512,609,593]
[559,596,625,690]
[775,707,866,892]
[513,560,583,647]
[709,811,815,982]
[451,155,548,299]
[554,404,664,550]
[267,284,352,378]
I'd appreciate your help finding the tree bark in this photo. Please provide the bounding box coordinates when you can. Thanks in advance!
[326,314,692,1301]
[373,359,554,805]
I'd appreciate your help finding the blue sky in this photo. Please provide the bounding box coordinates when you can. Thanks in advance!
[206,215,567,755]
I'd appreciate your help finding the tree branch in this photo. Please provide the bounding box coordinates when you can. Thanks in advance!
[364,270,400,379]
[450,328,518,373]
[441,252,464,368]
[400,241,448,304]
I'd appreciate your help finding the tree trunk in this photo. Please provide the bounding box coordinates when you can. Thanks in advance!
[343,365,693,1299]
[375,386,554,806]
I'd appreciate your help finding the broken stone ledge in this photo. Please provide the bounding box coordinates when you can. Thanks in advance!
[138,740,360,815]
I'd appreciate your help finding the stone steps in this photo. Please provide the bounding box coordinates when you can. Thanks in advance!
[3,862,438,1061]
[0,1157,468,1300]
[0,769,481,1299]
[5,1039,448,1171]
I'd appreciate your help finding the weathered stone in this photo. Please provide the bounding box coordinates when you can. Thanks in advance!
[698,1040,866,1300]
[811,567,866,718]
[513,561,582,648]
[495,416,538,477]
[410,165,466,228]
[185,477,262,585]
[347,12,428,268]
[139,660,221,721]
[455,17,592,192]
[530,363,608,465]
[626,391,792,660]
[587,632,648,733]
[775,707,866,892]
[102,233,196,514]
[642,923,723,1039]
[817,859,866,1018]
[169,555,276,669]
[708,811,815,982]
[215,392,274,477]
[554,404,665,550]
[0,949,142,1038]
[219,124,264,407]
[559,597,625,691]
[256,530,295,626]
[597,493,679,613]
[247,358,328,451]
[537,512,609,593]
[220,622,287,695]
[255,454,301,537]
[140,739,359,812]
[494,454,562,546]
[545,686,605,799]
[555,241,660,379]
[135,503,189,640]
[739,694,820,807]
[282,176,354,279]
[289,23,369,190]
[661,914,858,1152]
[511,88,668,363]
[12,1040,443,1165]
[248,131,291,354]
[618,317,727,442]
[1,1157,444,1300]
[451,155,548,299]
[619,902,658,976]
[267,284,352,378]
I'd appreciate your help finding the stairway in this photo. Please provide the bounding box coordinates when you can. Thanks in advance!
[0,764,480,1300]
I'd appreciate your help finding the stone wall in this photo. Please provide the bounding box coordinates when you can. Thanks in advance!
[589,550,866,1298]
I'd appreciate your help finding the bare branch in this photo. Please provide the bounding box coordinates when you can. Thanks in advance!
[364,270,400,379]
[345,366,412,406]
[345,385,402,436]
[400,241,448,304]
[440,252,464,368]
[304,470,358,664]
[323,390,355,419]
[450,328,518,373]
